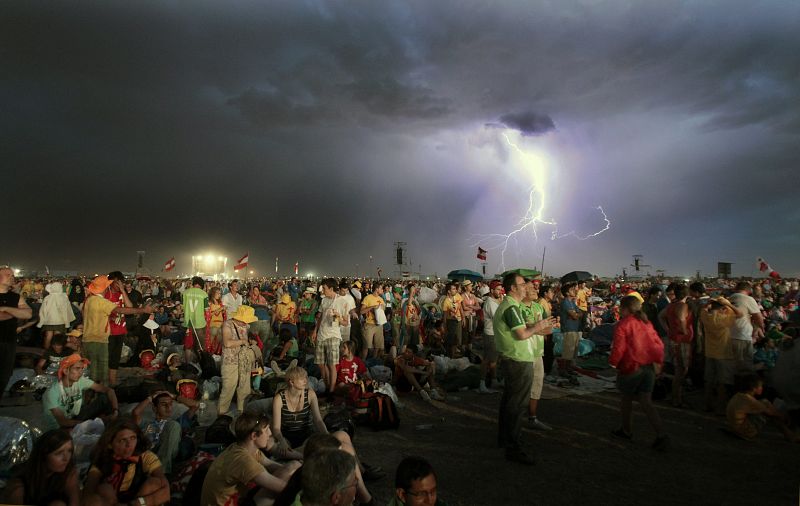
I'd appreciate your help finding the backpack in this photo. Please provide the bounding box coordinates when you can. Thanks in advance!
[366,393,399,430]
[323,408,356,439]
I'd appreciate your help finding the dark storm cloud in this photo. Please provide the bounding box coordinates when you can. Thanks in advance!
[496,111,556,136]
[2,0,800,276]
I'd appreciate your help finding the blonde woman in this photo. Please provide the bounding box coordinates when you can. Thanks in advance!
[207,286,225,354]
[271,365,382,499]
[218,305,258,416]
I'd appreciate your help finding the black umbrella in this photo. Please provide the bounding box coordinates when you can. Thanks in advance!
[560,271,593,284]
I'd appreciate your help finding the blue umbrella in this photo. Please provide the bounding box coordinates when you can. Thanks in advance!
[447,269,484,282]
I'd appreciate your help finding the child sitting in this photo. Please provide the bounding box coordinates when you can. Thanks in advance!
[726,372,798,442]
[335,340,368,388]
[35,333,73,376]
[269,327,300,371]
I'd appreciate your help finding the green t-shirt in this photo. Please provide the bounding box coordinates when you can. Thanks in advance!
[493,295,534,362]
[520,301,545,359]
[182,287,209,329]
[298,298,318,324]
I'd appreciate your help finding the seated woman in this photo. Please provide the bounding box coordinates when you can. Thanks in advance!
[271,366,381,500]
[269,327,300,371]
[82,419,170,506]
[200,412,299,506]
[2,429,80,506]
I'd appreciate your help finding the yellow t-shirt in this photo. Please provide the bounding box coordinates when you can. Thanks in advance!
[700,309,736,359]
[442,294,463,321]
[726,392,769,440]
[209,302,224,328]
[83,295,119,344]
[91,450,161,495]
[276,301,296,323]
[200,443,269,506]
[576,288,589,312]
[362,294,384,325]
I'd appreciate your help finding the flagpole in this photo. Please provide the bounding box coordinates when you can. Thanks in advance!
[541,247,546,275]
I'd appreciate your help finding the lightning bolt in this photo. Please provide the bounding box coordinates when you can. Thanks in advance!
[472,130,611,271]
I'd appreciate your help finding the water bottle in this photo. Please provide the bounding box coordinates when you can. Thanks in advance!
[199,401,207,417]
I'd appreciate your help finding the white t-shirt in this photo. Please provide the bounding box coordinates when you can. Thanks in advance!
[222,292,243,317]
[729,292,760,341]
[317,294,351,341]
[338,294,356,329]
[482,297,501,336]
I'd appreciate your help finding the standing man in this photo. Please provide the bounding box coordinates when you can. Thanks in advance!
[222,279,243,318]
[441,283,463,358]
[312,278,350,397]
[479,281,503,394]
[494,273,556,465]
[183,276,209,363]
[559,283,582,380]
[461,280,482,357]
[83,276,152,384]
[360,284,386,360]
[106,271,139,386]
[521,280,553,430]
[728,281,764,371]
[338,280,358,344]
[659,284,694,408]
[0,267,32,400]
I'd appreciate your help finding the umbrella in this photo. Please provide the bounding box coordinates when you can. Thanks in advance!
[447,269,484,283]
[500,268,541,280]
[560,271,593,284]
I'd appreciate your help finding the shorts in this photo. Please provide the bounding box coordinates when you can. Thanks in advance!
[463,315,477,335]
[340,325,351,341]
[108,334,125,370]
[530,357,545,400]
[616,364,656,396]
[41,324,68,332]
[670,342,692,371]
[704,357,735,386]
[481,333,498,362]
[445,319,462,348]
[84,341,109,384]
[316,337,341,365]
[362,323,384,350]
[731,340,754,370]
[561,331,581,360]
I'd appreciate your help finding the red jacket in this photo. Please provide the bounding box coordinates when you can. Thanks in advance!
[609,315,664,375]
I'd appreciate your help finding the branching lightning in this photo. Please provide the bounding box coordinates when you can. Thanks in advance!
[472,130,611,270]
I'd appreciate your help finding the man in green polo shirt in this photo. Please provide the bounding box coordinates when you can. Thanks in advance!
[494,273,556,465]
[520,279,553,431]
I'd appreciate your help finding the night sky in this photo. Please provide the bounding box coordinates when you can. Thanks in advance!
[4,1,799,279]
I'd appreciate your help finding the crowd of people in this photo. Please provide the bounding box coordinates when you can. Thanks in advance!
[1,263,799,503]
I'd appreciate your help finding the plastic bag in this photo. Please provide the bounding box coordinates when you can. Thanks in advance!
[202,377,221,400]
[369,365,392,383]
[4,368,35,392]
[71,418,105,463]
[120,344,133,364]
[374,382,402,408]
[308,376,326,394]
[0,417,41,471]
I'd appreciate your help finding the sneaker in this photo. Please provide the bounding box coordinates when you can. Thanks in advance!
[505,450,536,466]
[529,418,553,431]
[652,435,670,451]
[420,389,432,402]
[429,389,445,401]
[478,384,498,394]
[611,428,632,440]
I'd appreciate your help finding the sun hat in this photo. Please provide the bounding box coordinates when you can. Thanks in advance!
[280,294,292,304]
[143,318,160,331]
[231,305,259,324]
[489,280,502,290]
[66,329,83,338]
[87,275,113,295]
[58,353,90,379]
[479,286,490,296]
[304,287,317,295]
[353,280,362,289]
[462,280,473,287]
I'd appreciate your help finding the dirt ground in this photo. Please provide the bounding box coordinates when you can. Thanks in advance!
[354,384,799,506]
[3,371,797,505]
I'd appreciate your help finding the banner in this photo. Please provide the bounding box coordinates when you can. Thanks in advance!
[756,257,780,280]
[477,247,487,261]
[294,262,299,275]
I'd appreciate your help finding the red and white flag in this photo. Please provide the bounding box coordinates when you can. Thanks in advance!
[377,267,383,278]
[477,247,487,261]
[294,262,299,275]
[756,257,781,280]
[234,253,249,272]
[163,257,176,272]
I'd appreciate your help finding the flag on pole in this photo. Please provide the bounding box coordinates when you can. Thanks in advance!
[756,257,781,280]
[275,257,278,274]
[163,257,176,272]
[377,267,382,278]
[477,247,487,261]
[234,253,249,272]
[294,262,299,275]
